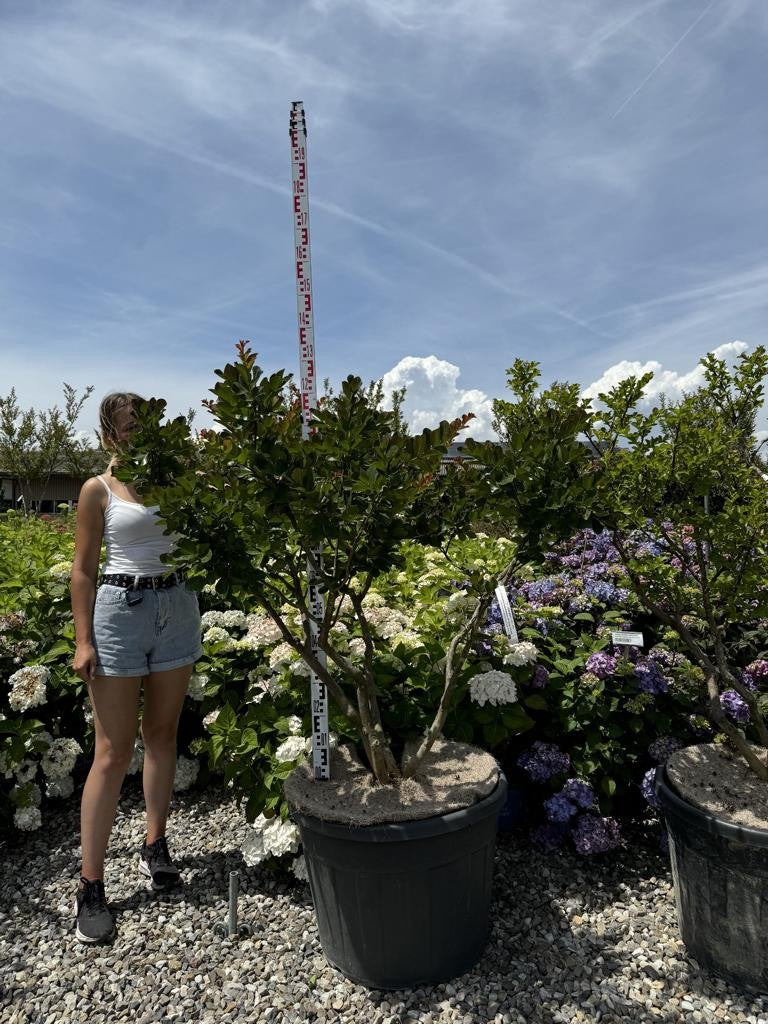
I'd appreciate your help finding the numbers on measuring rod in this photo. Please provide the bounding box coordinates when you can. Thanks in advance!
[291,100,330,780]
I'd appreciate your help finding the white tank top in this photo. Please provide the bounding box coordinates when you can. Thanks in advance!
[97,475,179,575]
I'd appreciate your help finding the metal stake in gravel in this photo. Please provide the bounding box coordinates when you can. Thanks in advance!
[290,100,330,781]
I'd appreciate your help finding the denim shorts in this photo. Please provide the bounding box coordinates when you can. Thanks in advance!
[92,581,203,678]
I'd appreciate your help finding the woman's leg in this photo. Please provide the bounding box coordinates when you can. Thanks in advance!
[141,664,193,844]
[80,675,143,880]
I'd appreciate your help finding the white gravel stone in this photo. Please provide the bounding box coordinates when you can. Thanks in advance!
[1,780,768,1024]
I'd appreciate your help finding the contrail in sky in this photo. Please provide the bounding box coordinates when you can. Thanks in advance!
[610,0,717,120]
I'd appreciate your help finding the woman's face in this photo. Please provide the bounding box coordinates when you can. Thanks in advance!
[111,406,136,445]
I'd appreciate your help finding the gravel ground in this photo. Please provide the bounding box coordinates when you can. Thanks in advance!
[2,777,768,1024]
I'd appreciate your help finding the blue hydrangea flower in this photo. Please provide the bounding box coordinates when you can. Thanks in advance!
[531,665,550,689]
[544,793,578,823]
[720,689,750,724]
[561,778,595,809]
[570,813,621,855]
[517,741,572,782]
[633,659,669,695]
[641,768,661,810]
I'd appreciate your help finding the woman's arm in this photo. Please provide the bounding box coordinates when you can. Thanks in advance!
[70,479,105,681]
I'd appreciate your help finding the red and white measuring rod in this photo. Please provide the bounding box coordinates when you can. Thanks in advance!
[290,101,330,781]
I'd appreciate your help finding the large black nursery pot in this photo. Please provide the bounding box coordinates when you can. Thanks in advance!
[291,773,508,990]
[655,766,768,991]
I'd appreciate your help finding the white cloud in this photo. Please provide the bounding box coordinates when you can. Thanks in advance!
[582,340,749,407]
[380,355,495,440]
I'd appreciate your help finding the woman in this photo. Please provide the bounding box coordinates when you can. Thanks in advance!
[70,392,202,944]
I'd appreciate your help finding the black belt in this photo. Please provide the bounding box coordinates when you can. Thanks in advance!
[99,571,184,591]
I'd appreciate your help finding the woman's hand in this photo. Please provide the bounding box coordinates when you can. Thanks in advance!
[73,642,98,682]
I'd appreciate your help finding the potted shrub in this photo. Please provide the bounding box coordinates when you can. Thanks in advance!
[582,345,768,991]
[116,343,595,988]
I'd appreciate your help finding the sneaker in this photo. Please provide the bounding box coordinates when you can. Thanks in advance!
[74,876,115,944]
[138,836,181,891]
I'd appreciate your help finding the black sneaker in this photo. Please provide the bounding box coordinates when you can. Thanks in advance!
[74,876,115,944]
[139,836,181,891]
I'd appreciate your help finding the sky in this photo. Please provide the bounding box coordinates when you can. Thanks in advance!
[1,0,767,442]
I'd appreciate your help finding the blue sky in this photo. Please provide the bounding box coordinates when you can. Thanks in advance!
[1,0,766,440]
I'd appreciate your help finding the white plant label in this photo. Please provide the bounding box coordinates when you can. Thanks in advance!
[611,630,644,647]
[290,101,329,780]
[494,585,519,644]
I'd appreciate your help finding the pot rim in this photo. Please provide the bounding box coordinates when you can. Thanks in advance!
[290,773,508,842]
[655,765,768,846]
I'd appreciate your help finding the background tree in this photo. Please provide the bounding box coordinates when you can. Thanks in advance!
[0,384,95,510]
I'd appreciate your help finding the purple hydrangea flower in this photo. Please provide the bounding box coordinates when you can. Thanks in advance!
[748,658,768,678]
[530,822,567,851]
[584,580,629,605]
[517,741,572,782]
[648,736,683,764]
[561,778,595,809]
[641,768,661,810]
[534,618,549,636]
[633,659,669,695]
[531,665,550,689]
[570,814,622,855]
[544,793,578,823]
[720,689,750,724]
[585,651,618,679]
[740,670,758,693]
[647,646,677,669]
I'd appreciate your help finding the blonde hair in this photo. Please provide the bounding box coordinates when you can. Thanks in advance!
[98,392,144,451]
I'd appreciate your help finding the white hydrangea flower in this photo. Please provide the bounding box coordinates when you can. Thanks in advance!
[361,592,386,609]
[173,754,199,791]
[263,816,301,858]
[393,630,422,651]
[0,751,15,780]
[201,581,219,595]
[246,676,286,704]
[445,591,477,621]
[275,736,309,764]
[348,637,367,658]
[14,758,38,784]
[290,659,311,679]
[126,739,144,775]
[8,665,49,712]
[475,532,489,540]
[469,670,518,707]
[41,737,82,780]
[364,606,410,639]
[241,830,267,866]
[233,634,263,653]
[269,642,299,671]
[187,673,208,701]
[244,615,283,646]
[14,805,42,831]
[287,716,303,736]
[46,774,75,799]
[330,621,349,636]
[202,625,235,649]
[292,854,309,883]
[201,609,247,631]
[503,641,539,667]
[203,709,220,729]
[336,596,354,616]
[47,561,73,581]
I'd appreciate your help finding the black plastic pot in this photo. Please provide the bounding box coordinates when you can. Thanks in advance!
[291,774,508,989]
[655,766,768,991]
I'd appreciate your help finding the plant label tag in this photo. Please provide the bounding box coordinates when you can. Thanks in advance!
[495,585,519,644]
[611,630,644,647]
